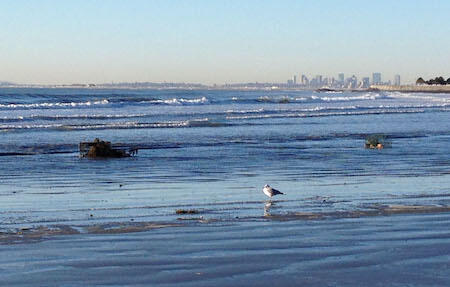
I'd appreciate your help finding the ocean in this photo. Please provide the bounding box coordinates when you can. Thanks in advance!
[0,87,449,232]
[1,87,450,285]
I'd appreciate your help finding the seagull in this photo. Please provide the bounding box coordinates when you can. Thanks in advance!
[262,184,284,198]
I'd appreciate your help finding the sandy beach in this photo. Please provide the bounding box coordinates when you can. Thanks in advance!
[1,207,449,286]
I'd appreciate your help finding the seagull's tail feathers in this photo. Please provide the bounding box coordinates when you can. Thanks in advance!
[273,189,284,195]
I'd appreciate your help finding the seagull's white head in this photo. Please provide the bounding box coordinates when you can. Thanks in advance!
[264,184,270,188]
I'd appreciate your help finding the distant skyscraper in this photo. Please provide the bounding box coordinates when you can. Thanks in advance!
[301,75,309,86]
[315,75,323,86]
[338,73,344,83]
[372,73,382,85]
[293,75,297,85]
[362,77,370,88]
[350,75,358,89]
[394,74,401,86]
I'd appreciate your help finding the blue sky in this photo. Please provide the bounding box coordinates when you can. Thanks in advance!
[1,0,449,84]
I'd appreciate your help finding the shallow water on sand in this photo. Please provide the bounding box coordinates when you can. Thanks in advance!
[1,212,450,286]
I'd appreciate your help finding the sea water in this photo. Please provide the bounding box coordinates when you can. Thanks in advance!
[0,88,449,230]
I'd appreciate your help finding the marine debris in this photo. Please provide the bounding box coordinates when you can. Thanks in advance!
[365,134,389,149]
[175,209,199,214]
[79,138,138,158]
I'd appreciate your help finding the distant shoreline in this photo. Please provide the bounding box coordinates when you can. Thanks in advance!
[1,84,450,93]
[370,84,450,93]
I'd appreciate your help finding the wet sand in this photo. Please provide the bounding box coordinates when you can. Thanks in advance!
[1,207,449,286]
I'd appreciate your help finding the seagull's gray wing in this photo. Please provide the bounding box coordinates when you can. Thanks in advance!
[271,187,283,195]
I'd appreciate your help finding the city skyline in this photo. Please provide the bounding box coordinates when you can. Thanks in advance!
[1,1,449,85]
[0,71,402,87]
[285,72,400,88]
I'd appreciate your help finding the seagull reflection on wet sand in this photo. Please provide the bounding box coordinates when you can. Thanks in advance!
[264,200,283,216]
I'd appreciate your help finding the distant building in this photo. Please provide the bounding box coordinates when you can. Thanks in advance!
[338,73,345,84]
[287,79,294,86]
[301,75,309,86]
[372,73,382,85]
[351,75,358,89]
[329,77,336,87]
[315,75,323,87]
[362,77,370,88]
[293,75,297,85]
[345,75,358,89]
[394,74,401,86]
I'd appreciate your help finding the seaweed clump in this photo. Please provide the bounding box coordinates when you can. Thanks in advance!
[80,138,137,158]
[365,134,389,149]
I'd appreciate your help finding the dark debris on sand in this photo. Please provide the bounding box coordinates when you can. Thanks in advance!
[176,209,200,214]
[79,138,138,158]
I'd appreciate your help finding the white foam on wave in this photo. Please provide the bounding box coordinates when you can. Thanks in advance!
[376,103,449,109]
[148,96,208,105]
[320,93,384,102]
[0,116,24,121]
[226,108,427,120]
[37,113,144,120]
[257,96,310,103]
[225,106,357,116]
[0,117,225,131]
[0,123,64,129]
[0,122,181,130]
[225,108,265,114]
[0,113,148,122]
[254,93,386,103]
[0,99,109,109]
[386,92,450,103]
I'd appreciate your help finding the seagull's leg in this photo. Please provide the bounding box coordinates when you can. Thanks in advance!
[264,203,271,216]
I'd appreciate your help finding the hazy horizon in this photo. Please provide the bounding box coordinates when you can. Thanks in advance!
[1,0,449,85]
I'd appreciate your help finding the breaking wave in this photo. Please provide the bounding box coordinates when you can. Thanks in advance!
[0,114,146,122]
[0,99,109,110]
[0,118,229,131]
[226,108,434,120]
[2,107,445,132]
[319,93,388,101]
[0,97,209,110]
[0,102,447,126]
[251,93,388,104]
[146,96,209,105]
[385,92,450,103]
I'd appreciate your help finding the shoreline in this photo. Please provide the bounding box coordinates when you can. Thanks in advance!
[2,203,449,245]
[370,84,450,94]
[1,84,450,93]
[1,211,449,286]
